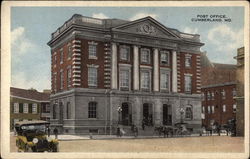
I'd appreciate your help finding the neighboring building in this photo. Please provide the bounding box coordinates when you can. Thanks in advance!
[201,53,237,127]
[234,47,245,136]
[47,14,204,134]
[10,87,50,129]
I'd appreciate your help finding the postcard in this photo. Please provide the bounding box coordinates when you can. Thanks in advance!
[1,1,249,159]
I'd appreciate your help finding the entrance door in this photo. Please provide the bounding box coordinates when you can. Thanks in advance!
[143,103,153,126]
[121,103,132,125]
[163,104,172,125]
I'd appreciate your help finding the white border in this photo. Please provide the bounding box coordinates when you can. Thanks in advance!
[1,1,249,159]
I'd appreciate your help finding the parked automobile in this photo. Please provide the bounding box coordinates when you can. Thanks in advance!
[15,120,59,152]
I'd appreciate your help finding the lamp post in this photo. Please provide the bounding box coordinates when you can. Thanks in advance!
[179,107,185,123]
[117,106,122,125]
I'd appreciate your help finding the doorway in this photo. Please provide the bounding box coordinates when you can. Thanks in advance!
[143,103,153,126]
[163,104,172,125]
[121,102,132,125]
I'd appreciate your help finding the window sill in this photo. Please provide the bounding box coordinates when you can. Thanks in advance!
[120,87,129,91]
[88,85,97,88]
[141,88,150,92]
[88,118,98,120]
[160,62,169,66]
[89,56,98,60]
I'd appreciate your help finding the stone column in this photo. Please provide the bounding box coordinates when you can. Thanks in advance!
[133,45,139,90]
[153,48,159,92]
[172,50,177,93]
[111,43,118,89]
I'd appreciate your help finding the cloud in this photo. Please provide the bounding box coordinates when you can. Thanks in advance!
[11,71,50,92]
[183,27,199,34]
[129,13,158,21]
[92,13,109,19]
[207,24,243,52]
[206,24,243,64]
[11,26,37,55]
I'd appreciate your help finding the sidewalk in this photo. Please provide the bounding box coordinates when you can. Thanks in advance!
[56,132,230,141]
[10,131,231,141]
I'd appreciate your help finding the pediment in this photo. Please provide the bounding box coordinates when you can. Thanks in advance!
[112,17,179,39]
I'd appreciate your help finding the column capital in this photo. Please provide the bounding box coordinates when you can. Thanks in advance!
[153,47,159,51]
[133,45,141,48]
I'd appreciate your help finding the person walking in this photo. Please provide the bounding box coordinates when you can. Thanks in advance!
[134,125,138,137]
[116,126,121,137]
[142,118,146,130]
[47,126,51,137]
[53,127,58,139]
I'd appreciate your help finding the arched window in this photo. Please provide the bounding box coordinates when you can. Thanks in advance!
[88,102,97,118]
[66,102,71,119]
[185,105,193,120]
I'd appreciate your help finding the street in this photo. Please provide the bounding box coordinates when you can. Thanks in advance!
[10,135,244,153]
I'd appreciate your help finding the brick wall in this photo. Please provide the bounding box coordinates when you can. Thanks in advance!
[201,84,236,127]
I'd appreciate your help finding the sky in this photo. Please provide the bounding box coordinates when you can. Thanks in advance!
[11,6,244,91]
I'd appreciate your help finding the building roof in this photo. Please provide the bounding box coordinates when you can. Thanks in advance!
[10,87,50,102]
[201,53,236,87]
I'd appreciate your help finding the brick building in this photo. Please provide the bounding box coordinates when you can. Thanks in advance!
[201,53,237,127]
[234,47,244,136]
[47,14,204,134]
[10,87,50,130]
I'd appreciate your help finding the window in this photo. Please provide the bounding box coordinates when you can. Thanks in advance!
[66,102,71,119]
[88,67,97,87]
[60,48,64,64]
[211,106,215,114]
[60,70,64,90]
[14,103,19,113]
[207,92,211,100]
[160,72,169,91]
[232,88,237,97]
[119,70,129,89]
[202,106,205,113]
[88,44,97,59]
[32,103,37,114]
[46,104,50,112]
[208,106,211,114]
[23,103,28,113]
[28,103,32,113]
[141,71,150,89]
[221,89,226,99]
[211,92,215,100]
[202,93,205,101]
[185,55,192,67]
[120,46,130,61]
[53,73,57,92]
[67,44,72,59]
[184,75,192,93]
[141,49,150,64]
[67,67,72,88]
[233,104,237,113]
[185,106,193,120]
[54,53,57,66]
[19,103,23,113]
[223,104,226,112]
[160,51,169,65]
[88,102,97,118]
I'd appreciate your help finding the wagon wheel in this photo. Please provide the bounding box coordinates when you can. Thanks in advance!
[175,129,182,137]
